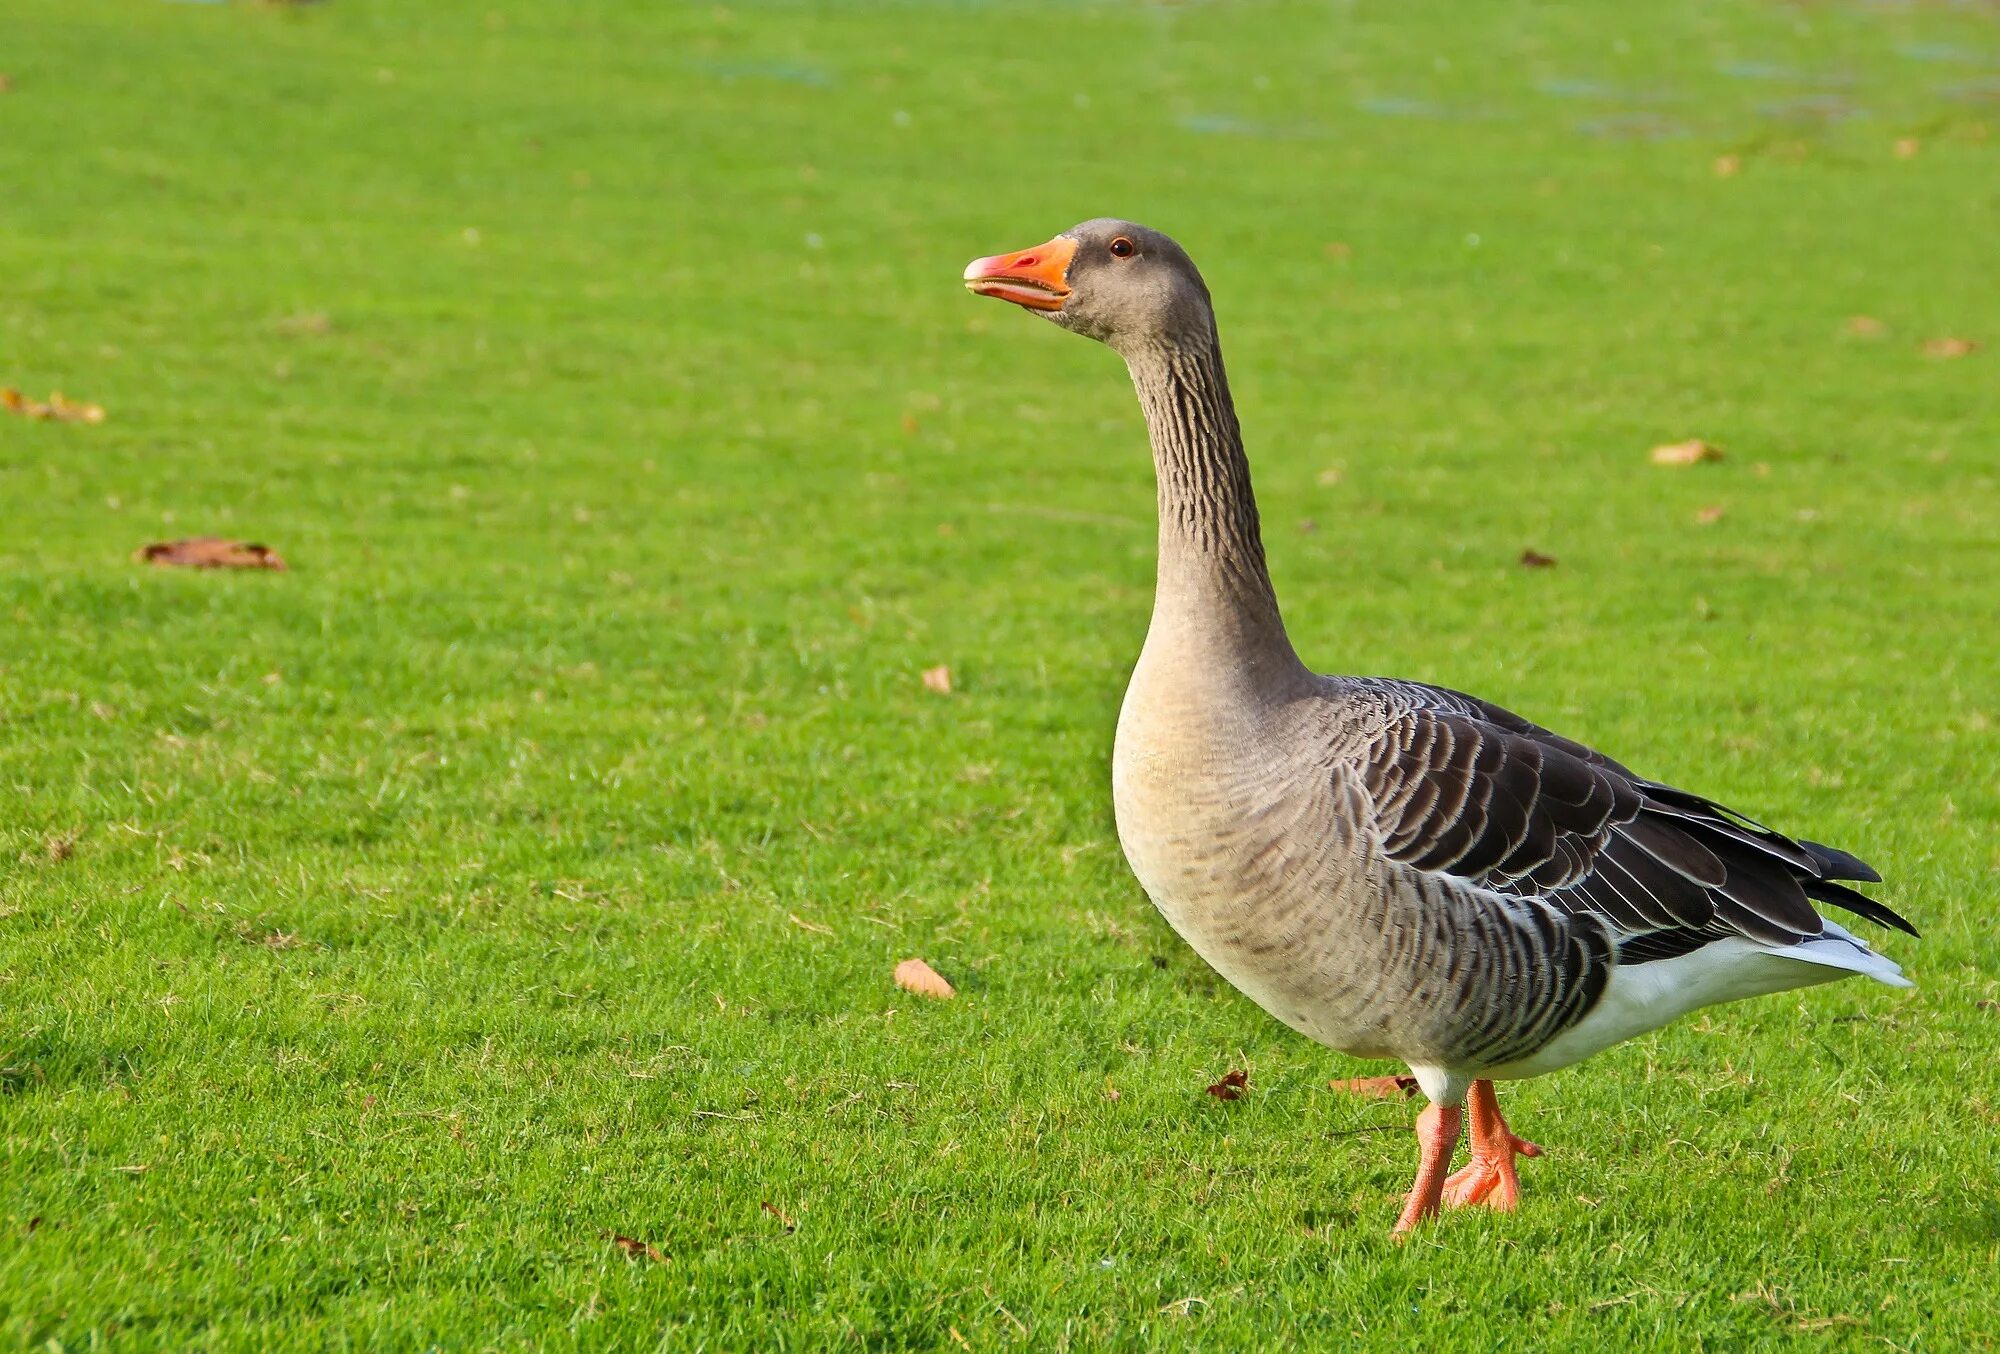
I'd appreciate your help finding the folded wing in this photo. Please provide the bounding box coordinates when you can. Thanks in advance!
[1345,679,1916,961]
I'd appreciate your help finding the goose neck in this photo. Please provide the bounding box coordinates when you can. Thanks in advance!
[1123,334,1299,675]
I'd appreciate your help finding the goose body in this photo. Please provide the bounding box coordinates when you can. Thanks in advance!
[965,220,1915,1230]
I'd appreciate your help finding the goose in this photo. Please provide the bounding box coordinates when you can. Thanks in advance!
[962,220,1916,1233]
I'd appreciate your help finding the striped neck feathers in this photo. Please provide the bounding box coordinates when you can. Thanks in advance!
[1123,331,1295,665]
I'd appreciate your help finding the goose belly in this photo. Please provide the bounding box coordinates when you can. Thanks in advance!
[1111,729,1406,1060]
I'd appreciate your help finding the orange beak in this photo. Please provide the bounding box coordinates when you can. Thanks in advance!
[962,236,1076,312]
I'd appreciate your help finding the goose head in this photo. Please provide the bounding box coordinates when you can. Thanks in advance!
[963,219,1214,351]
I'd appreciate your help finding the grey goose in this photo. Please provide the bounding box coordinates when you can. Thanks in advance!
[962,219,1916,1234]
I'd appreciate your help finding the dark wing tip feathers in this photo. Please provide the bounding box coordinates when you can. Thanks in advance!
[1800,839,1883,885]
[1804,877,1919,938]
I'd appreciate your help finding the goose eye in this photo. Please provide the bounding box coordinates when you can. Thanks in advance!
[1109,237,1135,258]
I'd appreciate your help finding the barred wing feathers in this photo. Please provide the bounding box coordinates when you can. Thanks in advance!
[1345,679,1917,963]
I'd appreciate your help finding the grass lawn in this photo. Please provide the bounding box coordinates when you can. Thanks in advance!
[4,0,1999,1347]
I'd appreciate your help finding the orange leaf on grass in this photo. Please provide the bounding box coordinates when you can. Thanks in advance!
[3,388,105,423]
[1922,337,1978,359]
[603,1231,668,1263]
[1205,1070,1248,1101]
[1329,1075,1421,1099]
[893,958,954,1000]
[1650,439,1724,466]
[136,538,287,571]
[920,664,952,694]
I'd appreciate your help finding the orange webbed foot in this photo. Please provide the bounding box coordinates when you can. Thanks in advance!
[1439,1080,1542,1212]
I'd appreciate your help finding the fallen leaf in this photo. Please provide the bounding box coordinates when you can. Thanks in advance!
[893,957,954,1000]
[760,1201,796,1233]
[2,388,105,423]
[1695,504,1726,525]
[43,831,79,863]
[603,1231,668,1263]
[1713,154,1741,178]
[1650,439,1724,466]
[135,538,287,571]
[1103,1077,1121,1103]
[1518,548,1558,569]
[239,927,304,951]
[1844,315,1886,338]
[920,664,952,694]
[1205,1069,1248,1101]
[1976,1000,1997,1013]
[1894,137,1921,159]
[1922,337,1978,359]
[1329,1075,1421,1099]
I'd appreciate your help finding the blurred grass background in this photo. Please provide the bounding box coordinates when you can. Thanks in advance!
[2,0,1997,1347]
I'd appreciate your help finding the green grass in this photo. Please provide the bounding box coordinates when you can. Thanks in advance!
[3,0,1998,1347]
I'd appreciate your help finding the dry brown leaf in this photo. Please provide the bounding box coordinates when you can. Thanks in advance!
[1712,154,1741,178]
[1695,504,1726,525]
[1922,337,1978,359]
[1329,1075,1420,1099]
[1650,439,1724,466]
[238,925,305,951]
[1205,1069,1248,1101]
[603,1231,668,1263]
[136,538,287,571]
[1844,315,1886,338]
[893,957,954,1000]
[3,388,105,423]
[920,664,952,694]
[1894,137,1921,159]
[1518,548,1558,569]
[1976,1000,1997,1013]
[760,1201,796,1233]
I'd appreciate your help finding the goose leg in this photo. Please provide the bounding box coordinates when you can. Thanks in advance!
[1391,1102,1464,1235]
[1440,1080,1542,1210]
